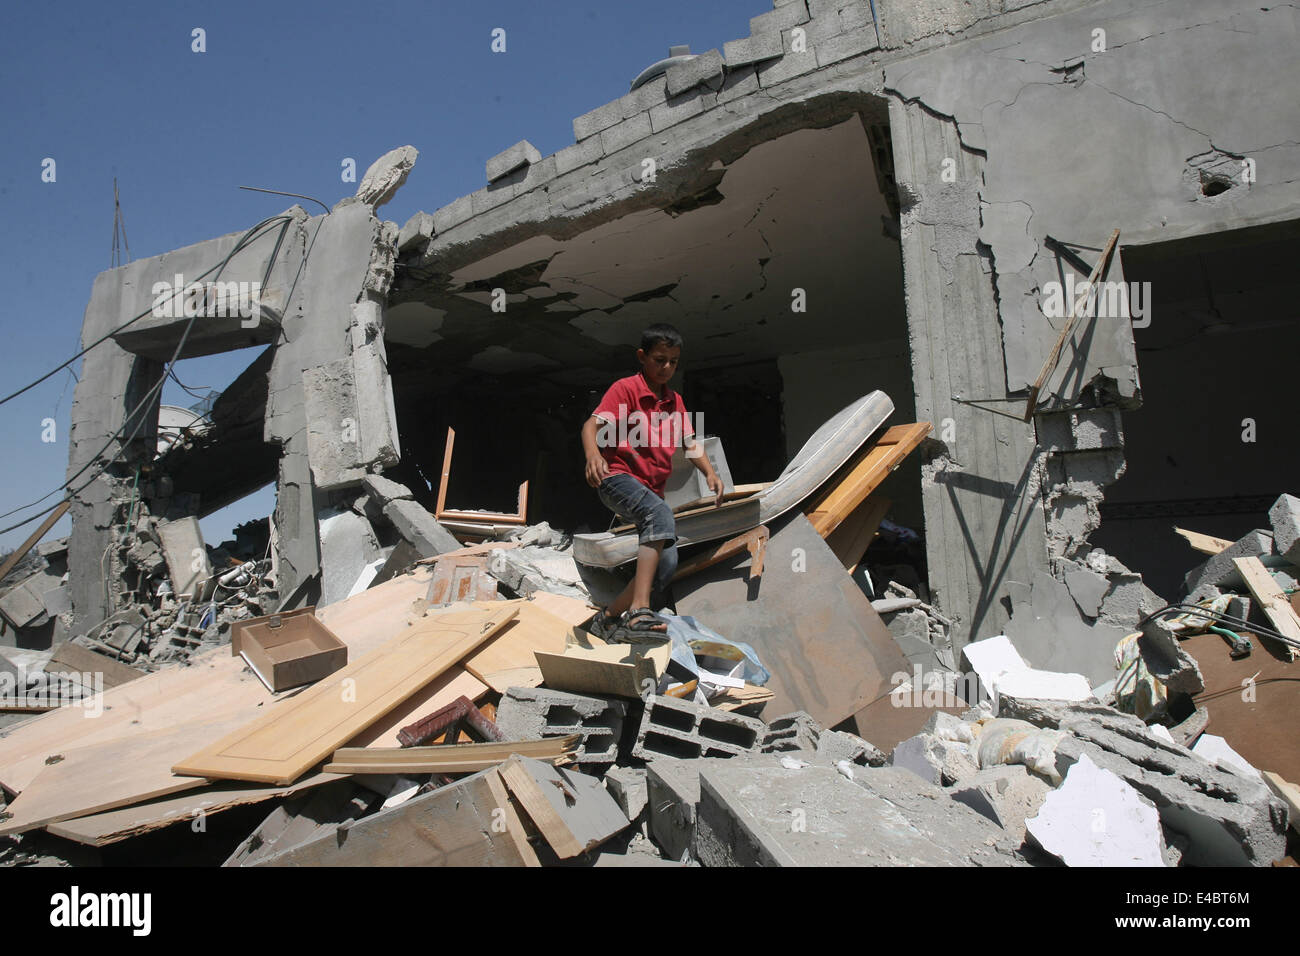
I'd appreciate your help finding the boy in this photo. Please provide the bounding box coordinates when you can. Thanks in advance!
[581,323,723,641]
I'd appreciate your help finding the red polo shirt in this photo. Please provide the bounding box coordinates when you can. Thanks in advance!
[593,373,694,496]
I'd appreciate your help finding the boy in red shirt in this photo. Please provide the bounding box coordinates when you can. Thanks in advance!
[581,323,723,641]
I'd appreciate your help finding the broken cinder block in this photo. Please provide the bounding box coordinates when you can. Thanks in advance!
[495,686,626,764]
[632,694,765,762]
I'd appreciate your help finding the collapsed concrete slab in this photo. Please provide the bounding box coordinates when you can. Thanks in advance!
[487,546,589,601]
[382,499,461,558]
[157,517,212,601]
[950,765,1050,846]
[694,763,1024,867]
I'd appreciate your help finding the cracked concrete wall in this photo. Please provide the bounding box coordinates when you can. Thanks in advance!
[264,200,403,605]
[882,0,1300,407]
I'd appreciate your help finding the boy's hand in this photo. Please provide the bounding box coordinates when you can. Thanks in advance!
[707,473,724,506]
[585,453,610,488]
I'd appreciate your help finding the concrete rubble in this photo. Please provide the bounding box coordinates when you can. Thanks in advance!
[2,0,1299,871]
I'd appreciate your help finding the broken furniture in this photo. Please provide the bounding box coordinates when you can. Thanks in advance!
[434,426,529,536]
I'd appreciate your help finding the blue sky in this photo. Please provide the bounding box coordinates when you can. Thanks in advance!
[0,0,767,552]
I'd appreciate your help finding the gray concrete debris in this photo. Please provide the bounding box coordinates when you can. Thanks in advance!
[1268,493,1300,564]
[694,763,1024,867]
[604,766,649,823]
[646,757,715,862]
[949,765,1050,846]
[0,576,48,630]
[486,545,589,601]
[815,729,886,767]
[1137,618,1205,697]
[891,732,979,787]
[759,711,822,753]
[1064,566,1109,618]
[507,522,565,549]
[495,686,626,764]
[1182,529,1274,596]
[1005,570,1128,686]
[1053,713,1287,866]
[382,499,461,558]
[361,474,414,505]
[317,509,381,608]
[633,694,765,762]
[355,145,418,209]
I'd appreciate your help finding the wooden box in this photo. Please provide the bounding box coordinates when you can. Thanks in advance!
[231,607,347,692]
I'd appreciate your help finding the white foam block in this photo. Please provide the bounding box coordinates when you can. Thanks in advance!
[994,667,1092,703]
[1026,753,1166,867]
[962,635,1027,695]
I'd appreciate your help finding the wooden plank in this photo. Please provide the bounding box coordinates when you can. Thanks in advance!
[535,633,670,699]
[324,734,581,774]
[252,768,534,867]
[803,423,930,538]
[0,501,69,585]
[462,602,573,693]
[1232,557,1300,661]
[415,541,518,565]
[710,683,775,713]
[1024,229,1120,420]
[484,767,541,867]
[668,483,769,515]
[1262,772,1300,835]
[47,772,338,847]
[498,754,629,859]
[525,591,596,627]
[826,496,891,572]
[1174,526,1234,555]
[45,642,144,689]
[173,605,518,785]
[673,526,769,583]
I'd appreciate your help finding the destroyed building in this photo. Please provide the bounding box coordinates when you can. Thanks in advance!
[0,0,1297,868]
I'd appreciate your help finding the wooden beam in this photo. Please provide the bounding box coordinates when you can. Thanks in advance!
[1173,527,1234,555]
[45,642,144,689]
[1232,557,1300,661]
[803,423,930,538]
[0,500,69,584]
[672,526,770,583]
[826,496,891,572]
[324,735,581,774]
[498,753,629,859]
[1023,229,1120,420]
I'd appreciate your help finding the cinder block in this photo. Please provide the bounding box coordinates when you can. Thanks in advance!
[573,99,624,142]
[398,211,435,252]
[665,48,723,97]
[468,181,516,218]
[554,137,604,177]
[598,112,653,157]
[751,2,809,34]
[1182,529,1274,595]
[723,32,784,67]
[431,194,474,234]
[1268,494,1300,563]
[633,695,765,761]
[620,78,669,120]
[511,155,558,198]
[496,686,626,764]
[756,48,819,87]
[760,711,822,753]
[649,90,715,134]
[485,140,542,183]
[814,24,878,67]
[838,0,874,30]
[604,766,648,822]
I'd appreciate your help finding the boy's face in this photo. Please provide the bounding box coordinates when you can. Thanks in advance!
[637,342,680,388]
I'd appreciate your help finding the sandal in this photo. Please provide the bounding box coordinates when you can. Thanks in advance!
[609,607,670,645]
[588,608,620,640]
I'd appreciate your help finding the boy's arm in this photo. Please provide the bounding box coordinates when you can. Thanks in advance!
[582,415,611,488]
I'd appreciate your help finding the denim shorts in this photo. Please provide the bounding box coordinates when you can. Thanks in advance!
[598,474,676,546]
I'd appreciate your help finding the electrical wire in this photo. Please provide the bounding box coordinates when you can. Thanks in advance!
[0,215,291,409]
[1140,601,1300,650]
[0,216,295,532]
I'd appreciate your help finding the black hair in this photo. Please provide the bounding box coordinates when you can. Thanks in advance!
[640,323,683,351]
